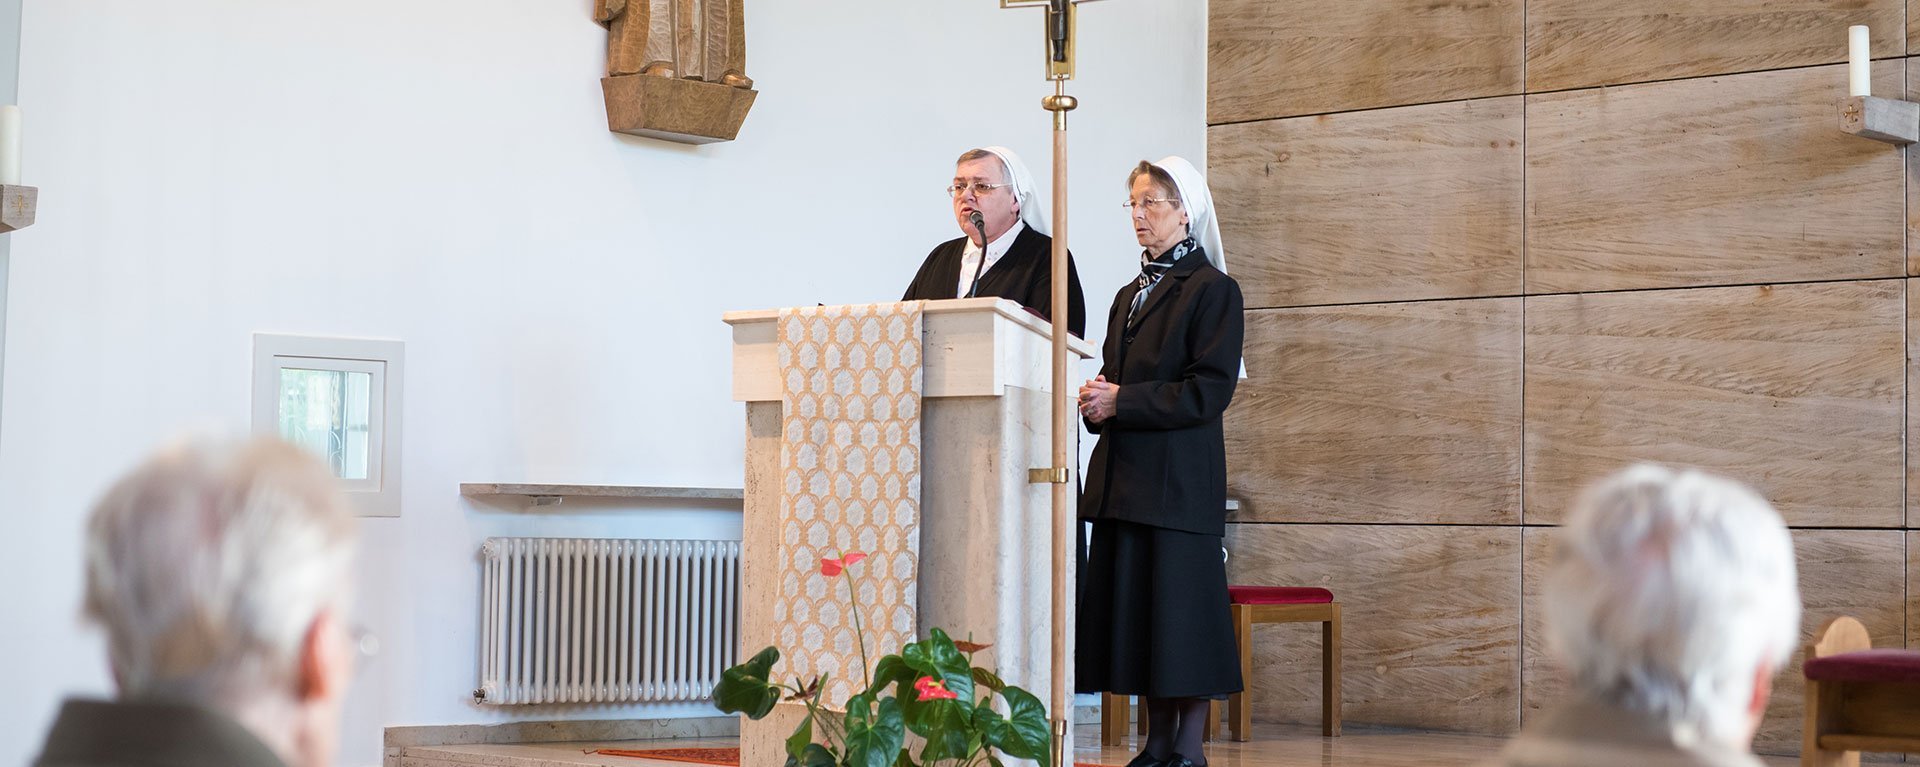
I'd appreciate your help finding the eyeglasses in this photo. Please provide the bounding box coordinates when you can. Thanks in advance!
[1122,198,1181,212]
[947,182,1012,199]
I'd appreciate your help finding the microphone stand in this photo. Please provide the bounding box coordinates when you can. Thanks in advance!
[964,211,989,298]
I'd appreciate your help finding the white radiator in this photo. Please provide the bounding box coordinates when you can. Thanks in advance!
[476,537,740,704]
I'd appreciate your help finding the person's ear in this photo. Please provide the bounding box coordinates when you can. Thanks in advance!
[297,609,350,703]
[1745,663,1775,738]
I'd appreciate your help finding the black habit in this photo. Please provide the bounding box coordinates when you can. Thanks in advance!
[901,225,1087,337]
[1076,245,1245,700]
[1079,247,1243,537]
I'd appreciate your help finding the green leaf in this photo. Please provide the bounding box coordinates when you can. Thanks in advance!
[970,666,1006,694]
[901,629,974,703]
[971,704,1010,746]
[794,743,837,767]
[712,647,782,719]
[897,631,977,763]
[844,694,906,767]
[866,654,912,698]
[906,699,972,764]
[987,756,1006,767]
[785,714,814,761]
[992,686,1052,767]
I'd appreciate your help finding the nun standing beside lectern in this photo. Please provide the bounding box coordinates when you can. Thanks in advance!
[902,146,1087,338]
[1075,156,1246,767]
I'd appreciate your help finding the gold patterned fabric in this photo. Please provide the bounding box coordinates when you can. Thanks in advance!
[773,302,924,704]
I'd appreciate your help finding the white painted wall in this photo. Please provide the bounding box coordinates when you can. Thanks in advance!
[0,1,1205,765]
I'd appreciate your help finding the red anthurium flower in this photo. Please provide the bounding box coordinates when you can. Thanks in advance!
[819,551,869,578]
[914,676,958,701]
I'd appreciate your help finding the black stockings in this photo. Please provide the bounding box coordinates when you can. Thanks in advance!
[1142,696,1211,765]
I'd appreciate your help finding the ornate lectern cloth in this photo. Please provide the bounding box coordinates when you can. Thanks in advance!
[774,302,923,704]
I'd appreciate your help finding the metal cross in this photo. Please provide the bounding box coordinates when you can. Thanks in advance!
[999,0,1110,81]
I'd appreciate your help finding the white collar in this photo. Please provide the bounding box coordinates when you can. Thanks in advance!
[957,220,1026,298]
[963,219,1025,263]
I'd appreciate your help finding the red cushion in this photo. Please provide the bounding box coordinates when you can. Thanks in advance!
[1805,649,1920,685]
[1228,586,1334,605]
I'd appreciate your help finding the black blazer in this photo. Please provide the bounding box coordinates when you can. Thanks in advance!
[1079,248,1243,537]
[901,225,1088,337]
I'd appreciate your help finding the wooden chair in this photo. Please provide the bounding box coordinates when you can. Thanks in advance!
[1100,586,1341,745]
[1803,616,1920,766]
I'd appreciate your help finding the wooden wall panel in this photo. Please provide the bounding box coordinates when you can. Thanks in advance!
[1909,532,1918,650]
[1526,1,1902,92]
[1520,528,1566,721]
[1521,529,1906,757]
[1756,531,1907,755]
[1228,299,1522,525]
[1210,97,1523,309]
[1224,523,1521,734]
[1910,62,1920,277]
[1207,0,1522,124]
[1910,279,1920,527]
[1524,281,1905,528]
[1526,63,1905,294]
[1912,0,1920,55]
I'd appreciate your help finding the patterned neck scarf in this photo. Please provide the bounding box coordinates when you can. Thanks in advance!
[1127,236,1196,326]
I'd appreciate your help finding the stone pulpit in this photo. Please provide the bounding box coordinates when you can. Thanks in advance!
[723,298,1094,764]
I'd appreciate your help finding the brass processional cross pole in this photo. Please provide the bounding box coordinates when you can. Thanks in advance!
[1001,1,1105,765]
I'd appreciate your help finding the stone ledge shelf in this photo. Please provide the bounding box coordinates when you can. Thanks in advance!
[460,483,744,508]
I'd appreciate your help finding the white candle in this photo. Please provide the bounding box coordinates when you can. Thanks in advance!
[1849,25,1871,97]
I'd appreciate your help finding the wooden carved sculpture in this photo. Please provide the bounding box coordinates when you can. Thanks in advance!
[595,0,752,89]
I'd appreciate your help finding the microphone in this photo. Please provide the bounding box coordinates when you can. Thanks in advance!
[964,211,989,298]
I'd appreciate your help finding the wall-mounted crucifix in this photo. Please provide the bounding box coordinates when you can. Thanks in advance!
[596,0,757,145]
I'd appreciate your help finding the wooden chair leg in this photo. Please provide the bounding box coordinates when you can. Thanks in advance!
[1102,692,1126,747]
[1323,604,1342,737]
[1800,617,1871,767]
[1801,678,1857,767]
[1204,700,1219,742]
[1230,603,1252,742]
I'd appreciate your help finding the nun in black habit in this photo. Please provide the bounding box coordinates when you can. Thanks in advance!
[901,146,1087,337]
[1075,156,1246,767]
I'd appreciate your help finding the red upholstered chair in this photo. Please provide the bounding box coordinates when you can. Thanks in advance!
[1803,616,1920,766]
[1099,585,1342,745]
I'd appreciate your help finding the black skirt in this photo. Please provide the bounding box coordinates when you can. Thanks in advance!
[1075,518,1243,698]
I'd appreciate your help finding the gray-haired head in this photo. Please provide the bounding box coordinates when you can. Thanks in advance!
[1544,464,1800,746]
[83,437,358,710]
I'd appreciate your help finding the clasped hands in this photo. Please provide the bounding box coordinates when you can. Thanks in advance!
[1078,375,1118,424]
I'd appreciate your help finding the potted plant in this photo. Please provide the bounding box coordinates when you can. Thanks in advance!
[712,551,1054,767]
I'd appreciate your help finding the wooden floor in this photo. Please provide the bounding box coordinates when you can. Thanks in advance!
[1084,724,1807,767]
[398,722,1808,767]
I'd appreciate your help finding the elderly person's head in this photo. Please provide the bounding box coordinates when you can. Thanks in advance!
[949,147,1044,246]
[1126,161,1189,255]
[83,438,359,767]
[1125,157,1227,275]
[1545,464,1800,747]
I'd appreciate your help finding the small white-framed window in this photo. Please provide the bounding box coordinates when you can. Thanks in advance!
[252,334,404,517]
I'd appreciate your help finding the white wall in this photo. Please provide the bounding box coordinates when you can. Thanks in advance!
[0,1,1205,765]
[0,0,20,455]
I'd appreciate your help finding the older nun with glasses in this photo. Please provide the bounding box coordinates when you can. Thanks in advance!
[902,146,1087,337]
[1076,156,1245,767]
